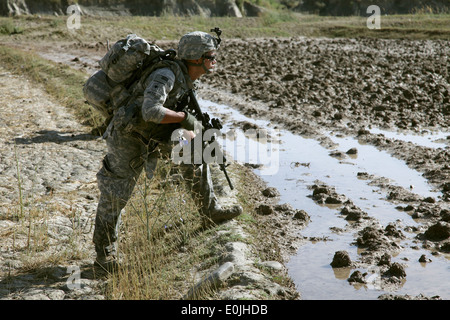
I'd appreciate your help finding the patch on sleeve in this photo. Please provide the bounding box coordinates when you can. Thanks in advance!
[146,70,175,98]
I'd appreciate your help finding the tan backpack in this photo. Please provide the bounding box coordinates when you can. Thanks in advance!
[83,34,176,120]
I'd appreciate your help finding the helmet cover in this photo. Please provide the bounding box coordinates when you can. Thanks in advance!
[178,31,219,60]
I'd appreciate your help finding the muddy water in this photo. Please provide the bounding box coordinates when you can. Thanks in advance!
[200,99,450,300]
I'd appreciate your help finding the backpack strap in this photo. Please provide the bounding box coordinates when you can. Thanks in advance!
[137,58,193,95]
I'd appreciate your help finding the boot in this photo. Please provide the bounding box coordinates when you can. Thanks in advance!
[94,253,120,273]
[207,203,243,224]
[94,244,120,273]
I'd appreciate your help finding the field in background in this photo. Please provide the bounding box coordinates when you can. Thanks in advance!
[1,12,450,42]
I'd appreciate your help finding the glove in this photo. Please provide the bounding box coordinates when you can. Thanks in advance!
[180,112,196,131]
[181,112,203,132]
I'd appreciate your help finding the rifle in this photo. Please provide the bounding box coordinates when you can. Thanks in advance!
[183,89,234,190]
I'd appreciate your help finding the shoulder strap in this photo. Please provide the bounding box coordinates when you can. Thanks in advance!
[138,59,192,91]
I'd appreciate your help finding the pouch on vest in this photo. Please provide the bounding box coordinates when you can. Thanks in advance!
[82,69,117,118]
[110,84,131,109]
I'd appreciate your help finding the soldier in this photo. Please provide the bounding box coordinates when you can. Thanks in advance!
[93,31,242,271]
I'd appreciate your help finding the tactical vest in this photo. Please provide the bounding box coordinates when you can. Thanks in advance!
[110,58,193,142]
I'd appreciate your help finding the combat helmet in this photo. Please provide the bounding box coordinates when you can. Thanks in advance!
[178,29,221,60]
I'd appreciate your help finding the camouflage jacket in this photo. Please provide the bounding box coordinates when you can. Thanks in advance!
[110,59,194,142]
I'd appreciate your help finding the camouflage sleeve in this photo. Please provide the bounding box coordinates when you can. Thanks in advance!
[142,68,176,123]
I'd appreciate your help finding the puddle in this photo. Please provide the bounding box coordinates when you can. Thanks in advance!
[368,127,449,149]
[199,99,450,300]
[326,132,442,199]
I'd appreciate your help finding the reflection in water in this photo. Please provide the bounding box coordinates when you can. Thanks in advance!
[332,267,352,280]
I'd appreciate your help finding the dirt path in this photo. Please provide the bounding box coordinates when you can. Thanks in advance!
[0,67,107,299]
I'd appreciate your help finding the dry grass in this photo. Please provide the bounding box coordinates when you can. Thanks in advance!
[103,160,256,299]
[105,160,215,299]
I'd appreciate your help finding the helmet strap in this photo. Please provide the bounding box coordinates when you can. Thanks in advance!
[185,59,212,74]
[185,60,203,67]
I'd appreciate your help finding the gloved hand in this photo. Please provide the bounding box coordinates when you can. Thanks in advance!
[181,112,203,132]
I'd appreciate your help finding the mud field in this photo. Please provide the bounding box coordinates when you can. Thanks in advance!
[209,37,449,299]
[0,35,449,300]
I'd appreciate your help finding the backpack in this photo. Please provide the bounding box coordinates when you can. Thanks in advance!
[83,34,176,121]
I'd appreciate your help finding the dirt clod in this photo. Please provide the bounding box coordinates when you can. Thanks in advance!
[330,250,352,268]
[386,262,407,278]
[424,222,450,241]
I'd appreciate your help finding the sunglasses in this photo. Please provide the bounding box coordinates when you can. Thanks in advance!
[202,55,217,62]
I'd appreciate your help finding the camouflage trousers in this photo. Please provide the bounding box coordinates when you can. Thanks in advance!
[92,126,217,257]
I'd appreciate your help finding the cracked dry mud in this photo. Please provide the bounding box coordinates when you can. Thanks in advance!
[0,67,105,299]
[0,35,449,300]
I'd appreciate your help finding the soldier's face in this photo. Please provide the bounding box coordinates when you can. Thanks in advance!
[202,50,217,73]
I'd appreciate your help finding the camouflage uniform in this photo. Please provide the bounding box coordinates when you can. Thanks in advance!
[93,32,241,259]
